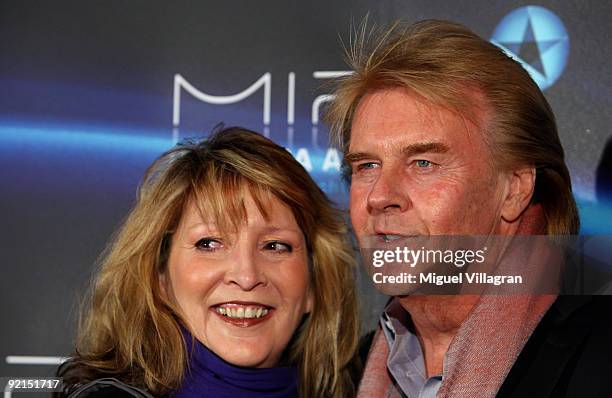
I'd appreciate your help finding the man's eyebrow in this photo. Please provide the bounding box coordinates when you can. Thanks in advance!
[401,142,449,157]
[343,143,449,163]
[344,152,376,163]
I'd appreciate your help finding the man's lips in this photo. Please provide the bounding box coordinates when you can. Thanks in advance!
[372,230,420,243]
[373,224,423,236]
[210,301,274,327]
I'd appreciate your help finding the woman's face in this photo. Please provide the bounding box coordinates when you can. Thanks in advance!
[162,191,312,368]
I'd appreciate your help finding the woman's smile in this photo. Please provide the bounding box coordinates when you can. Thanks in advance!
[211,301,274,327]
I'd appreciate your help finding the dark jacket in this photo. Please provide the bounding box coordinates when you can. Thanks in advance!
[66,378,153,398]
[498,296,612,397]
[68,297,612,398]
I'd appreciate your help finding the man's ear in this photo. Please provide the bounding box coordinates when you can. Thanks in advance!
[501,166,536,223]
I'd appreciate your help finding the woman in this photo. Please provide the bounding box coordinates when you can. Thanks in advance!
[57,127,360,397]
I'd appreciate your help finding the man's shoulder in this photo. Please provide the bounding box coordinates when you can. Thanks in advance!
[547,295,612,335]
[533,295,612,358]
[499,296,612,398]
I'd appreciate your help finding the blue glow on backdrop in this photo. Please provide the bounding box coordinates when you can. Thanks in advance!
[0,122,172,153]
[1,119,609,233]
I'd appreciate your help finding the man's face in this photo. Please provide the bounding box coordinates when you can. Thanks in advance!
[347,87,506,243]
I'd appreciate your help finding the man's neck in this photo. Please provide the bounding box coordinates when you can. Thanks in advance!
[398,295,480,377]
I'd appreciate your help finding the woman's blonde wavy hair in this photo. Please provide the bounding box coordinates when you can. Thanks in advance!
[58,126,359,397]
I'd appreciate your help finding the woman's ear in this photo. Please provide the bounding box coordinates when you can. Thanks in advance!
[159,272,169,301]
[305,290,314,314]
[501,166,536,223]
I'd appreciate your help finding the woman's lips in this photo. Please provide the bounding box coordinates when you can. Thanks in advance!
[210,302,274,328]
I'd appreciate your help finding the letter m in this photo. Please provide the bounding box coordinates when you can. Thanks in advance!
[172,73,271,127]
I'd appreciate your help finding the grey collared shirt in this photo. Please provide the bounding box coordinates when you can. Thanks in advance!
[380,299,444,398]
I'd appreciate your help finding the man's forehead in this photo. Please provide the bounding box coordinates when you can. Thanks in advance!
[352,87,439,127]
[348,87,488,153]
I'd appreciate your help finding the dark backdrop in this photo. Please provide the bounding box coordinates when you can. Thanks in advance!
[1,1,611,390]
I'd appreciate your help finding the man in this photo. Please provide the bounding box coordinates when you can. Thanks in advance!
[327,20,611,397]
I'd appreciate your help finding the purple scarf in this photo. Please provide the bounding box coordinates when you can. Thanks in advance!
[173,330,299,398]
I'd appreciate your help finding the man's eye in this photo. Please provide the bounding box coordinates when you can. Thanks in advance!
[195,238,223,251]
[355,162,378,173]
[415,159,433,168]
[264,241,293,253]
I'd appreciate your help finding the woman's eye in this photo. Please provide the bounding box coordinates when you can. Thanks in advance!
[195,238,223,251]
[264,241,293,253]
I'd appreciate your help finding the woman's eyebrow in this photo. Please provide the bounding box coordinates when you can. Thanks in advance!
[260,225,303,235]
[186,222,218,231]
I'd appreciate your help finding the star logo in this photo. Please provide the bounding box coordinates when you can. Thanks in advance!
[491,6,569,90]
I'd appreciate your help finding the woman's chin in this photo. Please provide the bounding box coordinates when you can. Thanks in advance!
[195,322,279,368]
[212,344,278,368]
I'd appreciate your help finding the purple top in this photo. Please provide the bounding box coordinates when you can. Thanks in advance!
[172,330,299,398]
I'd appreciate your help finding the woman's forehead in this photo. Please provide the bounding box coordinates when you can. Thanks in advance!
[179,187,301,233]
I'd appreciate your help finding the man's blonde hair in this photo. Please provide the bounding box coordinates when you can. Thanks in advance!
[327,19,579,235]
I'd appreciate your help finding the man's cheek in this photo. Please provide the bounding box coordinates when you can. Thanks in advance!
[349,183,369,205]
[419,182,468,231]
[349,185,370,230]
[418,180,461,210]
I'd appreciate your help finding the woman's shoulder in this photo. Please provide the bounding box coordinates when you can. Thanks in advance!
[66,378,154,398]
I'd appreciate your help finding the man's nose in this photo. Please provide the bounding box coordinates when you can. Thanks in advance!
[223,247,267,291]
[366,167,411,213]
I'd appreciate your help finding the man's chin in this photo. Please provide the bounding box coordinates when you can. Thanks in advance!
[372,280,425,296]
